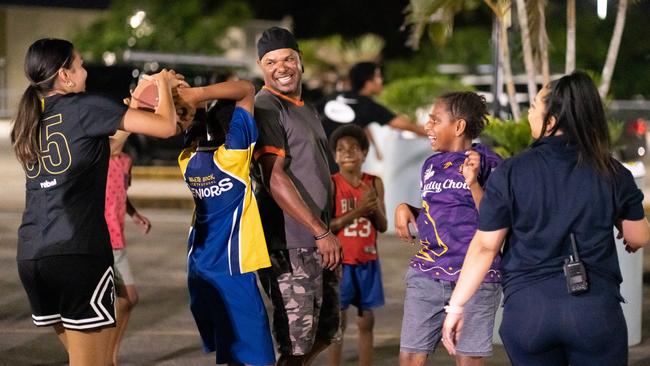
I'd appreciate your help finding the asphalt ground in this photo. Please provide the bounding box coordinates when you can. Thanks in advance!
[1,207,493,366]
[2,208,650,365]
[2,124,650,365]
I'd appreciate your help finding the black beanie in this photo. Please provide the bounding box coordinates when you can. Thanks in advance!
[257,27,300,60]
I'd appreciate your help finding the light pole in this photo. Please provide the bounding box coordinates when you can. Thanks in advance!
[597,0,608,19]
[490,14,502,117]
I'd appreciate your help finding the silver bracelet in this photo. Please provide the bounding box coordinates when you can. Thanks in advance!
[314,230,331,241]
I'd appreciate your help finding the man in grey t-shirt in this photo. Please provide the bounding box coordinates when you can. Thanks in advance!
[253,26,341,364]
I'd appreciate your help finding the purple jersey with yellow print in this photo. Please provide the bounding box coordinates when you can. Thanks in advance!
[410,143,502,282]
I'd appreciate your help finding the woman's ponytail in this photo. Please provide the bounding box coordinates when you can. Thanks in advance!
[542,71,616,177]
[10,38,73,167]
[11,84,42,165]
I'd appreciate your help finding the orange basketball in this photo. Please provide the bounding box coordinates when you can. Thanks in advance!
[130,78,158,111]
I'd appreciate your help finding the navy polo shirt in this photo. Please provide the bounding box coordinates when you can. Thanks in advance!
[478,135,644,299]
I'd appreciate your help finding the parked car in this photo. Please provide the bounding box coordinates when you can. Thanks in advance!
[86,62,245,165]
[616,118,647,162]
[609,101,649,163]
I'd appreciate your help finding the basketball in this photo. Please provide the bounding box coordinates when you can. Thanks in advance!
[130,78,158,111]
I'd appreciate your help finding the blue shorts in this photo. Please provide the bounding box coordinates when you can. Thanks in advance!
[188,271,275,366]
[340,260,385,314]
[400,267,501,357]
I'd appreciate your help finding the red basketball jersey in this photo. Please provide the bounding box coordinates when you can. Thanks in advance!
[332,172,378,264]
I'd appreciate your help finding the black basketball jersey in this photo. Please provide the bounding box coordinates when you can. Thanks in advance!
[17,93,127,260]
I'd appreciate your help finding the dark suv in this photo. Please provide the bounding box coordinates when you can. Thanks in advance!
[86,63,244,165]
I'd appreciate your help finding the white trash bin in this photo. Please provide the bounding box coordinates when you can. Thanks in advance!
[362,125,431,232]
[617,160,645,346]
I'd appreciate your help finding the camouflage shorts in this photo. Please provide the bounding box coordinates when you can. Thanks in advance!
[258,248,341,356]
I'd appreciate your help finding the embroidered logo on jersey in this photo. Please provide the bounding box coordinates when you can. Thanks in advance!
[187,173,218,185]
[340,197,357,213]
[422,179,469,195]
[39,178,57,188]
[424,164,435,181]
[443,161,453,169]
[338,195,373,238]
[188,176,234,199]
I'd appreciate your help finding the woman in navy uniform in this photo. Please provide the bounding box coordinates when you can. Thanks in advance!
[441,71,650,365]
[11,38,181,366]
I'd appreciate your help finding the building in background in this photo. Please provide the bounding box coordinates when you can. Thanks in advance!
[0,1,108,117]
[0,0,291,118]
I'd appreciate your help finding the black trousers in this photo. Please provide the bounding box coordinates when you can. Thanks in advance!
[499,274,627,366]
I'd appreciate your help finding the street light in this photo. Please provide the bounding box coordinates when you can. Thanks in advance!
[597,0,607,19]
[129,10,146,29]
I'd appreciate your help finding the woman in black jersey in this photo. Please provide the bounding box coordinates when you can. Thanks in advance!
[11,38,181,366]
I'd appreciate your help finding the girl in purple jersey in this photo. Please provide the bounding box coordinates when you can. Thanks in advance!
[394,92,502,366]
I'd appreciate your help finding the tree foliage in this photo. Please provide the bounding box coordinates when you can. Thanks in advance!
[383,26,492,84]
[402,0,483,49]
[481,115,624,158]
[481,116,532,157]
[378,76,471,119]
[299,34,385,77]
[72,0,253,63]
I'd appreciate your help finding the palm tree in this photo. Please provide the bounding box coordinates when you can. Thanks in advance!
[403,0,482,50]
[485,0,521,119]
[535,0,550,86]
[565,0,576,74]
[403,0,521,119]
[298,34,385,94]
[515,0,551,98]
[515,0,537,103]
[599,0,628,98]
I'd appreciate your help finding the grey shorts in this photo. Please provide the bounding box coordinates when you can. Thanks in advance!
[400,267,501,357]
[112,249,135,287]
[257,248,340,356]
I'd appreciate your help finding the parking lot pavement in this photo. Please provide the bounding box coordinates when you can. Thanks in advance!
[1,124,650,365]
[2,208,650,365]
[0,208,500,366]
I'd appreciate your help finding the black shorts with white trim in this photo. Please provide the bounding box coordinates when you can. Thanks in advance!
[18,254,116,330]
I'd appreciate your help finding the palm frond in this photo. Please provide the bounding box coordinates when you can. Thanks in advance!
[402,0,481,50]
[299,34,385,78]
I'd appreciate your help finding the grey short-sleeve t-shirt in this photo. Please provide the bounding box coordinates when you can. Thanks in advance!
[253,87,332,249]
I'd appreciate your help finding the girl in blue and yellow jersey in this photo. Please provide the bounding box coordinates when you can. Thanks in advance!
[176,80,274,366]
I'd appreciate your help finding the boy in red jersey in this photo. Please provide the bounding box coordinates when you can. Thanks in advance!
[327,124,387,366]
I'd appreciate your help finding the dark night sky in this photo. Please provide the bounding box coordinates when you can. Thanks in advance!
[0,0,503,59]
[0,0,450,58]
[244,0,491,58]
[244,0,416,57]
[0,0,110,8]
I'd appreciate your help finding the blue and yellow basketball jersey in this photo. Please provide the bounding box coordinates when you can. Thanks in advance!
[179,107,270,276]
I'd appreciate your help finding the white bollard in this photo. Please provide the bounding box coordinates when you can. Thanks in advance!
[617,161,646,346]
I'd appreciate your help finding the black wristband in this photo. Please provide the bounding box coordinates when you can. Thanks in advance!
[314,229,331,241]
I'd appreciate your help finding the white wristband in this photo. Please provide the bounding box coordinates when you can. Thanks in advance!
[444,305,464,314]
